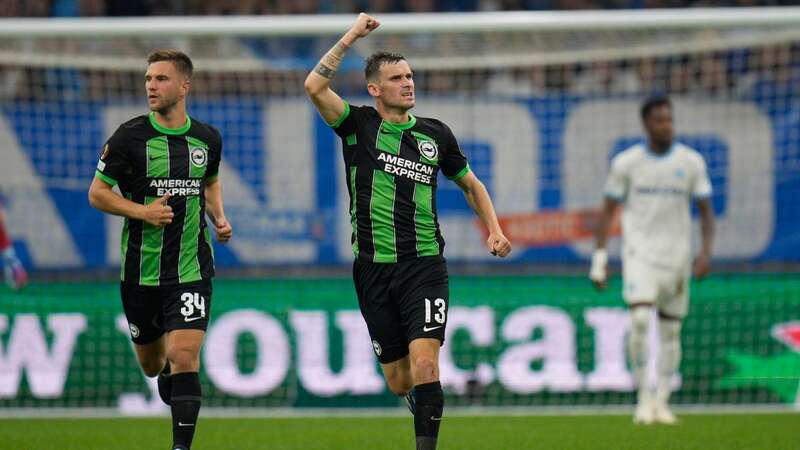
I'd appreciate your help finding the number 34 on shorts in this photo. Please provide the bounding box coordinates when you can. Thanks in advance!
[180,292,206,322]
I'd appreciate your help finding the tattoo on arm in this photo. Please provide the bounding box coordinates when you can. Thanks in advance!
[314,63,336,79]
[331,40,350,57]
[312,40,350,80]
[322,53,340,67]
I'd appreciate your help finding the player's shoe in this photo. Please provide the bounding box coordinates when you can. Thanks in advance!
[653,402,677,424]
[404,390,416,416]
[633,399,654,425]
[3,256,27,291]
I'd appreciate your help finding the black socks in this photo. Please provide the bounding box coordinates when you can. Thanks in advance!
[413,381,444,450]
[170,372,201,450]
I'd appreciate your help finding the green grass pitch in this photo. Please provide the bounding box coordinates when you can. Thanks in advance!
[0,413,797,450]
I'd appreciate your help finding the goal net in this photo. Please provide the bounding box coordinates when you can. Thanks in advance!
[0,9,798,413]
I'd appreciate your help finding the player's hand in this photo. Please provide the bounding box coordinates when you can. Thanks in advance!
[487,232,511,257]
[692,251,711,280]
[213,216,233,243]
[349,13,380,38]
[590,248,608,291]
[141,193,173,227]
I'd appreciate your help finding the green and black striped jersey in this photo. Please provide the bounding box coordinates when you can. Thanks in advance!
[330,102,470,263]
[94,112,221,286]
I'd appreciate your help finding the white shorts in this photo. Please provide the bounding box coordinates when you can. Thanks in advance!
[622,256,690,318]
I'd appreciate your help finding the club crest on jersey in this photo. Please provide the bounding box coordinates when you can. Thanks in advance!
[129,323,140,339]
[418,140,438,162]
[190,147,207,168]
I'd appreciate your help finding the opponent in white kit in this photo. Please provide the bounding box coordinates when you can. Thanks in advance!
[590,96,715,425]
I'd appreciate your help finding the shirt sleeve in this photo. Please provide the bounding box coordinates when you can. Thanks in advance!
[328,101,360,138]
[691,155,712,199]
[603,155,629,200]
[205,127,223,182]
[94,129,130,186]
[439,123,470,180]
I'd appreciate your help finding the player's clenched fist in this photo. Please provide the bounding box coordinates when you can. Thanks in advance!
[213,216,233,243]
[487,232,511,257]
[141,192,173,227]
[349,13,380,38]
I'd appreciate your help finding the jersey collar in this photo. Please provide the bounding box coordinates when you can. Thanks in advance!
[645,141,676,159]
[149,111,191,135]
[381,113,416,132]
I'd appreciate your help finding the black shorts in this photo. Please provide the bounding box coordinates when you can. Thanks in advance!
[120,279,212,344]
[353,256,449,364]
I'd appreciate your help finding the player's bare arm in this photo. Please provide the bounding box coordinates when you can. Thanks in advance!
[590,197,621,290]
[693,198,715,279]
[304,13,380,124]
[204,178,232,243]
[88,177,173,227]
[454,171,511,257]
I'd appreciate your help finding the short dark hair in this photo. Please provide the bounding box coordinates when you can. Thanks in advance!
[147,49,193,79]
[640,96,671,121]
[365,51,407,82]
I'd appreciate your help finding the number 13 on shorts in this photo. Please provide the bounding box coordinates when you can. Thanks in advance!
[424,298,446,325]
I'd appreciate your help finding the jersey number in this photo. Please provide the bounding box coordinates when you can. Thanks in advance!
[180,292,206,319]
[425,298,446,325]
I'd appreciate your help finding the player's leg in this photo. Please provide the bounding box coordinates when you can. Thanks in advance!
[654,312,680,424]
[380,356,415,414]
[354,259,412,396]
[163,280,212,450]
[628,303,654,424]
[623,257,658,424]
[165,329,204,450]
[121,282,169,377]
[395,257,449,450]
[408,338,444,450]
[0,206,26,290]
[653,275,688,424]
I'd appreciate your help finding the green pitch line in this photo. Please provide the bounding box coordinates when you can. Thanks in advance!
[0,414,796,450]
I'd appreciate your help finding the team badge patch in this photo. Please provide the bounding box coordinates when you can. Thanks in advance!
[129,323,140,339]
[190,147,208,168]
[418,140,438,162]
[372,340,382,356]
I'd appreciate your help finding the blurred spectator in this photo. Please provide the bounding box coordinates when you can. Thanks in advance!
[572,60,640,95]
[358,0,399,13]
[105,0,150,15]
[737,44,800,115]
[205,0,256,15]
[486,67,548,96]
[697,52,731,97]
[404,0,437,12]
[635,57,662,95]
[0,0,19,16]
[667,55,694,95]
[22,0,50,16]
[79,0,105,16]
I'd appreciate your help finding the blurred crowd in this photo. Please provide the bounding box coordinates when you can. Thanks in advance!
[0,0,795,17]
[3,44,797,109]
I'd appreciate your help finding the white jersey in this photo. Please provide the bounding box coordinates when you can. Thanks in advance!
[604,142,712,269]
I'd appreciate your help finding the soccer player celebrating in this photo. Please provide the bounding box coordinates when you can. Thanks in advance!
[590,96,715,425]
[88,50,231,450]
[305,13,511,450]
